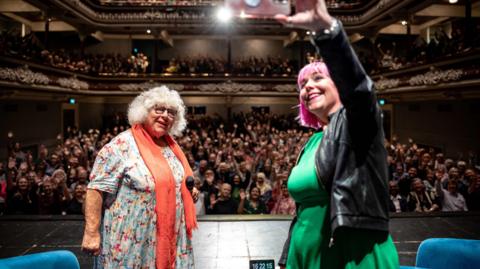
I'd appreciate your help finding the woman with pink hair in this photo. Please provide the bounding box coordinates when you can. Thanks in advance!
[276,0,399,268]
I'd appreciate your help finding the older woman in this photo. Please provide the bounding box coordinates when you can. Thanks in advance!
[276,1,399,268]
[81,86,197,269]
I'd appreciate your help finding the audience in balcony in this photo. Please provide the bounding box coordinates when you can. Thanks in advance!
[1,25,479,78]
[163,55,296,76]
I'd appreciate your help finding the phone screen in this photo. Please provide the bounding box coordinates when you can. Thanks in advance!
[225,0,291,18]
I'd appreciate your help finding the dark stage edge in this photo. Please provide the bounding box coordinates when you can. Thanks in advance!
[1,213,479,269]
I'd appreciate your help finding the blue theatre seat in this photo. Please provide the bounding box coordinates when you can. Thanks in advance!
[0,250,79,269]
[401,238,480,269]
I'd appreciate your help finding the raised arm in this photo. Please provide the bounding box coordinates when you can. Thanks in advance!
[276,0,376,113]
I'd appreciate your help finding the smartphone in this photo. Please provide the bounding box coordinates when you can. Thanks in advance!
[225,0,291,18]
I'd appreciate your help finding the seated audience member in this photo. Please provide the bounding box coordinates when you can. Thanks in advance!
[193,160,208,184]
[231,174,244,202]
[51,169,67,189]
[434,167,448,187]
[423,168,436,193]
[216,162,234,185]
[444,166,458,185]
[6,176,38,214]
[466,173,480,211]
[69,166,89,194]
[207,183,238,214]
[38,178,69,215]
[436,178,468,212]
[461,168,477,197]
[252,172,272,204]
[0,163,6,214]
[271,182,296,215]
[194,178,206,216]
[399,167,417,197]
[238,187,268,214]
[389,181,408,213]
[201,169,218,195]
[235,161,251,189]
[407,178,440,212]
[66,183,86,214]
[391,163,407,182]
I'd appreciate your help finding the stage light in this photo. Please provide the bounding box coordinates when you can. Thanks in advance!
[146,29,151,34]
[379,99,386,106]
[401,20,408,26]
[217,7,232,23]
[69,98,76,104]
[240,10,247,19]
[449,0,458,3]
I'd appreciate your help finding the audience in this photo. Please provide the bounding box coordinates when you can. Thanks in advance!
[2,109,479,216]
[3,23,478,79]
[407,178,441,213]
[163,55,296,76]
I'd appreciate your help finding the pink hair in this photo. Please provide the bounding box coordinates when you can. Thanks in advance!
[297,61,331,129]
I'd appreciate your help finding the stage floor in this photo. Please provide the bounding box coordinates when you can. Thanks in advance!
[1,213,479,268]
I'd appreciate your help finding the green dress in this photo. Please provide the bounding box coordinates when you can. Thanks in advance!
[287,131,399,269]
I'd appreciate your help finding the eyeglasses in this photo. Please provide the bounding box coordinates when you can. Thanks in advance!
[153,106,177,118]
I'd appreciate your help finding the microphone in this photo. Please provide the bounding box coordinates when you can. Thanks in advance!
[186,176,195,193]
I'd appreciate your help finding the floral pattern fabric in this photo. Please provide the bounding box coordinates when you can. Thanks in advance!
[88,130,194,269]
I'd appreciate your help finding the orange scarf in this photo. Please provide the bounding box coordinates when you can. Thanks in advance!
[131,124,197,269]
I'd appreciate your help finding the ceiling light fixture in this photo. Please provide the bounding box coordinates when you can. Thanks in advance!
[146,29,151,34]
[449,0,458,4]
[217,7,232,23]
[401,20,408,26]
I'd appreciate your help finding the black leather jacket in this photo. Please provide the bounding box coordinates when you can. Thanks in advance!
[279,22,390,266]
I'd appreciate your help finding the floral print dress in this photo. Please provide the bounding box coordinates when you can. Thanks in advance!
[88,130,194,269]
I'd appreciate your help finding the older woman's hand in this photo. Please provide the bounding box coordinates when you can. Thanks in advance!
[81,230,101,256]
[274,0,334,32]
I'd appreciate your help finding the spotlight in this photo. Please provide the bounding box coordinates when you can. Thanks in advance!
[306,31,311,35]
[217,7,232,23]
[401,20,408,26]
[146,29,151,34]
[68,98,76,104]
[240,10,247,19]
[449,0,458,3]
[379,99,386,106]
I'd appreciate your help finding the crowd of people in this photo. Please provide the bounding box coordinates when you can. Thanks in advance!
[362,25,480,74]
[163,56,297,76]
[1,111,478,216]
[0,31,150,75]
[2,26,479,78]
[39,50,150,75]
[386,136,479,213]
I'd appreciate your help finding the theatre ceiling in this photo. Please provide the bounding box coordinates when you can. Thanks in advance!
[0,0,479,40]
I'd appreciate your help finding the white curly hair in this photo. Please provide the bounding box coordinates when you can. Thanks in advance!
[127,86,187,136]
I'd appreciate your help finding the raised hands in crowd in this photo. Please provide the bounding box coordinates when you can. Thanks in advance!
[1,111,479,215]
